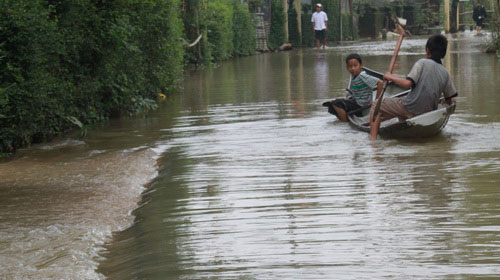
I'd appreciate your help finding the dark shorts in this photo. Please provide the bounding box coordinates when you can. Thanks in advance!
[475,19,484,27]
[322,98,362,117]
[315,29,327,40]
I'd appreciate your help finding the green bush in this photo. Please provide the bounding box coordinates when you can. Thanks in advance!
[0,0,260,155]
[247,0,264,13]
[182,0,208,65]
[232,1,256,57]
[268,0,286,49]
[324,0,342,42]
[183,0,255,64]
[206,0,234,61]
[484,15,500,57]
[288,7,300,45]
[301,14,315,47]
[341,13,358,41]
[0,1,70,152]
[0,0,184,155]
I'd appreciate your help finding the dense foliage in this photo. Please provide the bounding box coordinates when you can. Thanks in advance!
[484,12,500,57]
[8,0,473,156]
[0,0,184,155]
[268,0,286,49]
[183,0,256,65]
[1,0,256,155]
[232,1,257,57]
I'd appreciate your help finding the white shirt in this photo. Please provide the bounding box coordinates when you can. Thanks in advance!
[311,11,328,30]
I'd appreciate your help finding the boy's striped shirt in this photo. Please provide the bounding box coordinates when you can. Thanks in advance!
[349,71,379,107]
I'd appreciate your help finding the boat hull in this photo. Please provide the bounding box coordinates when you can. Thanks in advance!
[348,103,456,138]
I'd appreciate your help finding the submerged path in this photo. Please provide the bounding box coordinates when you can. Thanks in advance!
[1,32,499,279]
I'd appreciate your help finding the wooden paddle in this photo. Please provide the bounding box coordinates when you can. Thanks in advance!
[370,22,407,140]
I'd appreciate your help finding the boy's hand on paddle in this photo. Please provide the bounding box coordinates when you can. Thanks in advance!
[383,72,394,82]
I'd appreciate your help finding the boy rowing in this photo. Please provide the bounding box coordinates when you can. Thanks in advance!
[371,34,457,122]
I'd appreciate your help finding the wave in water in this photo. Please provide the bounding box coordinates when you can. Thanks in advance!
[0,144,162,279]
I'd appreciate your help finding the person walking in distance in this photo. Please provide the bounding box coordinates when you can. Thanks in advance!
[472,3,487,33]
[311,3,328,50]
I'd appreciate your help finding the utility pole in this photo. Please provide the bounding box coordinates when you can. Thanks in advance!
[339,0,343,41]
[283,0,289,42]
[296,0,302,45]
[489,0,497,14]
[349,0,354,40]
[444,0,450,33]
[295,0,302,45]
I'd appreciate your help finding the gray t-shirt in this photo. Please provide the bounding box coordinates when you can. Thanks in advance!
[403,58,457,115]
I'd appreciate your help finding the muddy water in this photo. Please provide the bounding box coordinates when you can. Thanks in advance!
[1,32,499,279]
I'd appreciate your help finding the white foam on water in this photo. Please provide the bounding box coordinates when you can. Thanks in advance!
[0,146,165,279]
[37,139,86,150]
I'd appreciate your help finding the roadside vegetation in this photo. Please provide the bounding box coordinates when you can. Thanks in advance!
[484,13,500,57]
[0,0,256,156]
[1,0,497,156]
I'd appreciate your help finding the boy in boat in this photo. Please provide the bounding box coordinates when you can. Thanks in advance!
[372,34,457,122]
[323,53,383,122]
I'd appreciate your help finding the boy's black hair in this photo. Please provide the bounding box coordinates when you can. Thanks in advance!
[426,34,448,63]
[345,53,362,64]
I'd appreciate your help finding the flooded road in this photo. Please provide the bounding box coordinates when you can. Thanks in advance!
[1,32,499,279]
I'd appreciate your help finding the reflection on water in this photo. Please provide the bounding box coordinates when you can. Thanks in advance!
[1,32,499,279]
[98,32,500,279]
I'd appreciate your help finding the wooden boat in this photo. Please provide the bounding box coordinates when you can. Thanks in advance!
[343,67,456,138]
[348,98,456,138]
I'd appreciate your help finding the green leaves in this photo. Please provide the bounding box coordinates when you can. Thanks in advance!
[183,0,256,64]
[0,0,184,154]
[233,1,256,56]
[269,0,286,49]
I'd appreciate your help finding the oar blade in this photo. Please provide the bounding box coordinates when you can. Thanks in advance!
[370,114,382,140]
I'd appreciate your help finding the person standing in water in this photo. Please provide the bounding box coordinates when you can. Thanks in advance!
[473,3,487,33]
[311,3,328,50]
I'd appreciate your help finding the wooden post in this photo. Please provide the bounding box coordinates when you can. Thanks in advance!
[196,6,201,61]
[456,1,460,32]
[283,0,289,42]
[349,0,354,40]
[445,0,451,33]
[296,0,302,45]
[489,0,498,16]
[339,0,343,41]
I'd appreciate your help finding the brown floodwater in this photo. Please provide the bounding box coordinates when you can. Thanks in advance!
[1,32,499,279]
